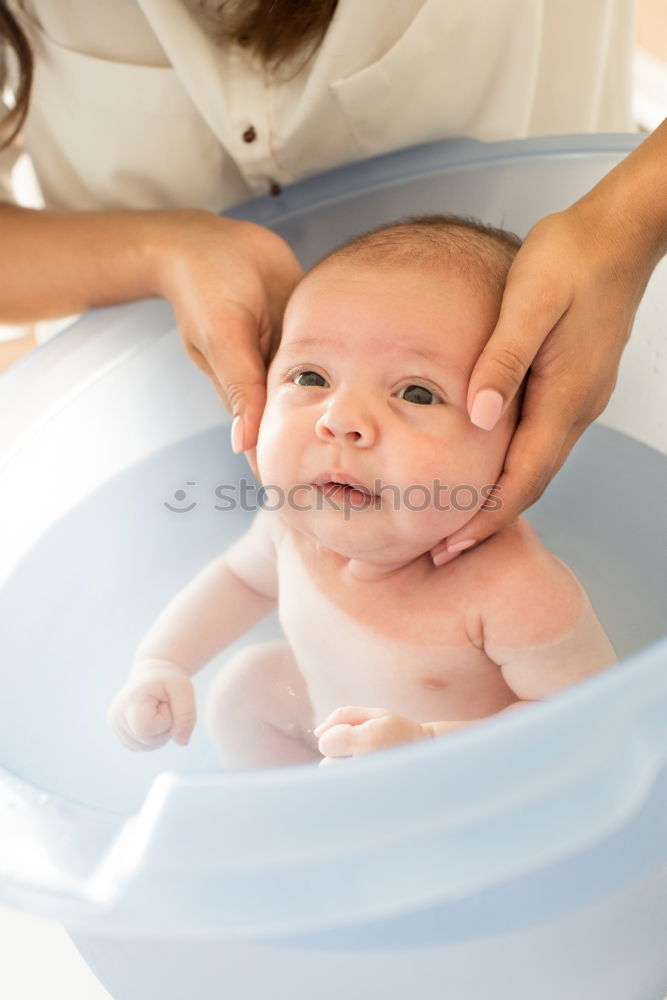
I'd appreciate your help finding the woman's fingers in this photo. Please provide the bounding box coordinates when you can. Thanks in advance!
[548,418,590,483]
[439,200,649,558]
[467,222,571,431]
[440,399,572,556]
[185,313,269,453]
[160,214,302,453]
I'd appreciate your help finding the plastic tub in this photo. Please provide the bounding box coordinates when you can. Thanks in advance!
[1,135,666,1000]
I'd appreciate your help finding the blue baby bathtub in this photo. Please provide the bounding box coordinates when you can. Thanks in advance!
[1,135,666,1000]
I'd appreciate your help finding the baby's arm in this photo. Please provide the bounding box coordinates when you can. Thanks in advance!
[109,509,278,750]
[476,537,617,706]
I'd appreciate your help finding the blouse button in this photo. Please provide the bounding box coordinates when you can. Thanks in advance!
[242,126,257,143]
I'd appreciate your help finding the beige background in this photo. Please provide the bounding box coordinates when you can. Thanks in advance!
[636,0,667,60]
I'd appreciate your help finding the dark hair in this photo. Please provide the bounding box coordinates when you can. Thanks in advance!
[312,214,523,298]
[0,1,32,150]
[0,0,339,151]
[190,0,339,72]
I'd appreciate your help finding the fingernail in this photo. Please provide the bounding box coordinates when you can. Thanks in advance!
[231,415,245,454]
[470,389,504,431]
[446,538,476,554]
[432,550,452,567]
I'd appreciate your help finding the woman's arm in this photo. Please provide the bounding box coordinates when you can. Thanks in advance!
[0,202,169,320]
[0,204,303,450]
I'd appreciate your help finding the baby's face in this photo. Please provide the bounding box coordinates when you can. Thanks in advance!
[257,262,515,565]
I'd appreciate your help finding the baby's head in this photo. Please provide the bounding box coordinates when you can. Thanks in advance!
[257,215,523,567]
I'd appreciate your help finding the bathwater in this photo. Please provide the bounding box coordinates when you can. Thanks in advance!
[0,421,665,817]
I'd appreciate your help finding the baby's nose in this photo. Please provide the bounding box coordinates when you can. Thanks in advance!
[315,395,376,446]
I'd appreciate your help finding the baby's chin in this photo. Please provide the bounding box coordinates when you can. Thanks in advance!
[279,509,443,565]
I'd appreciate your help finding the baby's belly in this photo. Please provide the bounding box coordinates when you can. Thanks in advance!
[292,637,518,726]
[276,536,518,727]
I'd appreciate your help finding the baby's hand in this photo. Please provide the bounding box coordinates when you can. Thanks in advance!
[314,706,429,766]
[108,661,196,751]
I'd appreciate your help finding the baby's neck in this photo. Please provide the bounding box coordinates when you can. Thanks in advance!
[291,524,439,583]
[343,553,431,582]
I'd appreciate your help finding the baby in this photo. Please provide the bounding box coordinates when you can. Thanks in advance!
[109,215,617,769]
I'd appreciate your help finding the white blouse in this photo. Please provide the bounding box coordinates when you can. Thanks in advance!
[1,0,635,212]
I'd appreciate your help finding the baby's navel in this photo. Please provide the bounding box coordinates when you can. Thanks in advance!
[423,677,449,691]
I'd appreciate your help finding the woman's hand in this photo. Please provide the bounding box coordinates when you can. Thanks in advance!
[0,205,302,453]
[314,705,430,765]
[433,123,667,564]
[151,211,303,453]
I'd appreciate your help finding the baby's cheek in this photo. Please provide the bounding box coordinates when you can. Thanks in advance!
[416,502,477,541]
[257,398,292,466]
[396,438,495,525]
[452,419,513,483]
[256,420,286,487]
[254,428,270,482]
[401,429,468,485]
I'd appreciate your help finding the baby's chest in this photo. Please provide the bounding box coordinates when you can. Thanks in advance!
[277,563,504,725]
[276,545,482,680]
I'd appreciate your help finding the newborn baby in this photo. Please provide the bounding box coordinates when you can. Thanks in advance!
[109,215,617,768]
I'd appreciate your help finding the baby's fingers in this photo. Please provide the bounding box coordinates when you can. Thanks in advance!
[318,719,387,758]
[126,697,172,738]
[108,700,171,751]
[163,673,197,746]
[318,723,357,758]
[318,754,350,768]
[314,705,384,739]
[108,669,196,750]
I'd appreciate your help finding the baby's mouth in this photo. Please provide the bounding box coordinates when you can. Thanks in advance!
[312,473,378,507]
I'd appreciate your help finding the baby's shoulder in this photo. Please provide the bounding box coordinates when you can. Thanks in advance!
[463,518,587,640]
[468,516,554,578]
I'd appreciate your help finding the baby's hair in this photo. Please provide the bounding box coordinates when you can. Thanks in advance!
[303,214,525,424]
[311,214,522,298]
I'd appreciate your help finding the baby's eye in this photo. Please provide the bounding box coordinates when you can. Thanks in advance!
[397,383,440,405]
[294,370,328,387]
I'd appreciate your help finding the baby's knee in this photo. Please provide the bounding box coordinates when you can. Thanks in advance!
[205,642,284,724]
